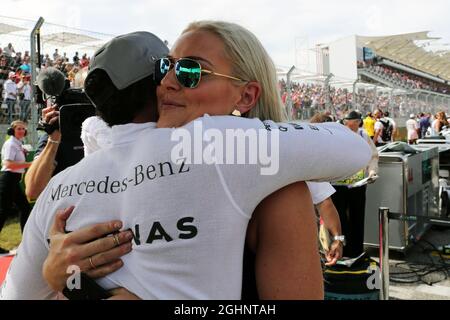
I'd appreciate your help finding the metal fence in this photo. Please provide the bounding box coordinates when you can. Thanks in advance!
[280,69,450,123]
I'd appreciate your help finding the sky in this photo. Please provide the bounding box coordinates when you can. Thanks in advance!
[2,0,450,69]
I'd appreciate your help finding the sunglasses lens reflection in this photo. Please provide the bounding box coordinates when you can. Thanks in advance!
[175,59,201,88]
[156,58,202,89]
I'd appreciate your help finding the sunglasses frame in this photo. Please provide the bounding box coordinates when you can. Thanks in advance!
[156,57,247,89]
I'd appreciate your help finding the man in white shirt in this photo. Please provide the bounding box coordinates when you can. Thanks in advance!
[3,44,15,57]
[373,109,393,147]
[3,72,17,123]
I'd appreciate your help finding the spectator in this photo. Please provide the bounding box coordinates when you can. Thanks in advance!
[53,48,60,61]
[42,53,50,66]
[384,111,397,141]
[19,75,32,121]
[14,52,22,69]
[419,113,431,138]
[432,111,449,135]
[363,112,376,139]
[406,114,419,144]
[80,53,89,67]
[3,72,18,123]
[0,55,14,98]
[73,51,80,65]
[373,109,393,146]
[3,43,15,57]
[332,111,379,258]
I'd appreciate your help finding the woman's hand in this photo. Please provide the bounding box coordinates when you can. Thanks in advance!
[43,206,134,292]
[325,240,343,267]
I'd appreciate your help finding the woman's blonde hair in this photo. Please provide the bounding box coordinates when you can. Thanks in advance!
[182,21,286,122]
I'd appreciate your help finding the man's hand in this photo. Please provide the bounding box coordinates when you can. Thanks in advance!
[325,240,343,266]
[42,105,61,141]
[367,170,378,183]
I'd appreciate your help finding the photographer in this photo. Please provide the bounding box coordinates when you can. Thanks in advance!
[25,67,93,201]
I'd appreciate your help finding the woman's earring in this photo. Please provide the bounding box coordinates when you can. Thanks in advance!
[232,109,241,117]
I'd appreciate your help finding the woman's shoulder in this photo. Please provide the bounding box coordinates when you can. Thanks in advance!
[2,137,18,148]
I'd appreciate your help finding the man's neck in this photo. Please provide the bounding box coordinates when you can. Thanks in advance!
[132,104,156,124]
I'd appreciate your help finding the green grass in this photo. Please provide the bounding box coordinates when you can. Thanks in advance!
[0,218,22,250]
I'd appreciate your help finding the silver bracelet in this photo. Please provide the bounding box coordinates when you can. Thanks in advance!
[48,138,61,145]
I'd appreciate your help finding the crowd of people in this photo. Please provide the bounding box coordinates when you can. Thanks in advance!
[1,42,91,124]
[279,79,448,121]
[363,64,449,95]
[404,111,450,144]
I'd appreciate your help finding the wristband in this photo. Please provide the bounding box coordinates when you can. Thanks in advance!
[333,235,346,246]
[48,138,61,145]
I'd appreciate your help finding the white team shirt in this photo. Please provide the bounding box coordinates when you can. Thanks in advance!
[1,115,371,300]
[81,116,337,205]
[1,136,26,173]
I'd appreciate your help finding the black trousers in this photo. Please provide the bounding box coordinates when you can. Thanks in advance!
[0,171,31,233]
[331,185,367,258]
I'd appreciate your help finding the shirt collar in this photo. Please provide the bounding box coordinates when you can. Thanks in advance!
[110,122,157,146]
[11,136,22,146]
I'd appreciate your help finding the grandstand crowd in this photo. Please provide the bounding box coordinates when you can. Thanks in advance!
[362,63,449,94]
[0,42,90,123]
[278,80,444,121]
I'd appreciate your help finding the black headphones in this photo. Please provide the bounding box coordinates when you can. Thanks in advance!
[7,123,27,137]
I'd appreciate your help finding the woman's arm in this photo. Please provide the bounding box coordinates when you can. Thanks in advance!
[2,160,32,171]
[247,182,324,300]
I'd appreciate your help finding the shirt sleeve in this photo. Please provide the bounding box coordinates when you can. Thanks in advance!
[374,122,383,131]
[0,186,57,300]
[306,182,336,205]
[199,116,372,217]
[1,140,18,161]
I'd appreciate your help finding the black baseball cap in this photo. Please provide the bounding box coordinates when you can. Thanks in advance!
[344,111,362,120]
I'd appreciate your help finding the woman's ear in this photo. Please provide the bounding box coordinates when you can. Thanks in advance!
[235,82,261,115]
